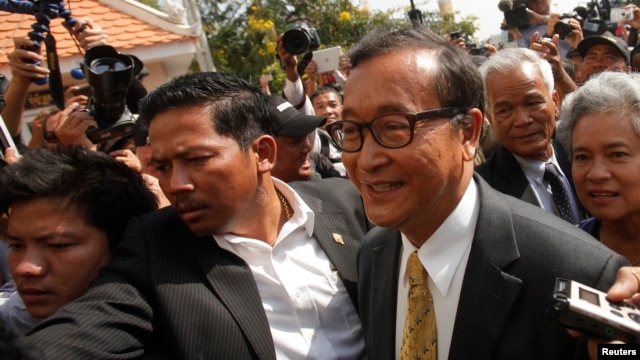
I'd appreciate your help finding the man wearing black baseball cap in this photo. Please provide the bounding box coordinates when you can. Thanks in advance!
[268,94,340,182]
[577,31,631,81]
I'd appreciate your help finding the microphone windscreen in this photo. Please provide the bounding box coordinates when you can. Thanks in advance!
[498,0,513,12]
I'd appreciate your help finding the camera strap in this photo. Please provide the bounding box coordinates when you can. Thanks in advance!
[44,32,65,110]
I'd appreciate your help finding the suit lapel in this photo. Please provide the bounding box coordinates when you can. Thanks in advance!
[449,177,523,360]
[367,228,402,360]
[194,238,276,360]
[297,190,362,304]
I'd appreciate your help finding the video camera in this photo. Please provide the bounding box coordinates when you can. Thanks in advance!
[79,45,142,145]
[282,20,320,55]
[572,1,618,37]
[498,0,529,30]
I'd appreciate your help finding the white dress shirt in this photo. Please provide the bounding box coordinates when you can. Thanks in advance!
[214,179,363,359]
[513,150,581,220]
[395,179,479,360]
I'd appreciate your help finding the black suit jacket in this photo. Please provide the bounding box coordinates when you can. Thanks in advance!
[475,140,577,209]
[358,175,628,360]
[15,178,370,359]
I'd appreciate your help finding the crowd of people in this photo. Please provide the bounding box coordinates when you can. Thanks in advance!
[2,1,640,359]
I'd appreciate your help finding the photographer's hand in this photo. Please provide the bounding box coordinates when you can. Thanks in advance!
[2,147,19,165]
[276,33,300,82]
[110,149,142,172]
[526,8,549,26]
[545,13,560,38]
[3,37,50,137]
[530,32,577,100]
[7,38,49,82]
[54,104,97,150]
[621,5,640,30]
[73,18,109,50]
[564,18,584,49]
[63,85,89,108]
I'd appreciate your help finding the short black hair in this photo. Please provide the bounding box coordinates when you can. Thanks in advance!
[137,72,272,150]
[310,85,343,104]
[347,27,484,114]
[0,146,158,250]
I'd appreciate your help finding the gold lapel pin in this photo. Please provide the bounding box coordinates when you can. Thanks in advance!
[332,233,344,245]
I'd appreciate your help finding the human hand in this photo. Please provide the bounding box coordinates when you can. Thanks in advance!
[2,147,20,165]
[63,85,90,108]
[7,38,49,83]
[72,18,109,50]
[546,13,560,38]
[54,104,97,149]
[27,109,49,149]
[526,7,549,25]
[276,33,298,71]
[110,149,142,172]
[622,5,640,30]
[485,43,498,57]
[530,32,562,75]
[305,60,318,78]
[142,173,172,208]
[449,36,466,50]
[567,267,640,359]
[564,18,584,49]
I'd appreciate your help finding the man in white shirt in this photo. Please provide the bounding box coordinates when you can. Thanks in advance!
[476,47,583,225]
[13,72,369,359]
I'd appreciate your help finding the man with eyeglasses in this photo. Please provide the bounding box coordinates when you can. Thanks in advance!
[328,26,626,360]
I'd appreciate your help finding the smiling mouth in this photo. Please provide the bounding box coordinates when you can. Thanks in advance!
[590,191,618,198]
[368,183,402,192]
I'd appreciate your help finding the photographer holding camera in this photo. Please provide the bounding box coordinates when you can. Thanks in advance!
[500,0,573,58]
[1,17,109,153]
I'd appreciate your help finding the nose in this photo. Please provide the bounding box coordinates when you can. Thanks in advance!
[164,163,195,197]
[12,249,47,278]
[586,157,611,182]
[513,106,534,127]
[301,136,312,154]
[356,131,389,172]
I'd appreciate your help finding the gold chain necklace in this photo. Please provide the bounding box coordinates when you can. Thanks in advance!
[276,190,292,220]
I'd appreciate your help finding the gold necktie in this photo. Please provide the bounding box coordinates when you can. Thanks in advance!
[400,251,437,360]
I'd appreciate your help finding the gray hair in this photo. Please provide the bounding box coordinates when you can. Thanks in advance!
[556,71,640,155]
[478,47,555,111]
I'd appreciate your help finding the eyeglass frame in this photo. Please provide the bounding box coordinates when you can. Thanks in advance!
[326,106,468,152]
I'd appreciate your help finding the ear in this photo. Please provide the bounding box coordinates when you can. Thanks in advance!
[252,135,277,174]
[461,108,484,162]
[552,89,560,117]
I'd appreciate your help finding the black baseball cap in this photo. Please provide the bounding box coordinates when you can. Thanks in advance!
[577,31,630,65]
[268,95,326,136]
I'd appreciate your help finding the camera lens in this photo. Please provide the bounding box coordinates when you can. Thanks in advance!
[282,29,311,55]
[90,58,130,75]
[553,20,573,39]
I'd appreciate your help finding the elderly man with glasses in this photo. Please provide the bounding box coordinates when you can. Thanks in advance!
[327,26,627,360]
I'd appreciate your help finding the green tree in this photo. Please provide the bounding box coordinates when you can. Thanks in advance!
[135,0,478,87]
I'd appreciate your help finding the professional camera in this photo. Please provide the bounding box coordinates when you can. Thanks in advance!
[282,20,321,55]
[498,0,530,30]
[80,45,141,145]
[554,12,584,39]
[573,2,617,36]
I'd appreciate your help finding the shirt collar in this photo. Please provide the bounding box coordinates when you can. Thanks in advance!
[513,148,560,185]
[400,179,479,296]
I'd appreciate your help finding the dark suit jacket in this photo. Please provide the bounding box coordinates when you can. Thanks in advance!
[15,177,370,360]
[475,140,577,209]
[358,175,628,360]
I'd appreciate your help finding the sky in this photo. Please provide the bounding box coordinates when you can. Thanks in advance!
[365,0,587,41]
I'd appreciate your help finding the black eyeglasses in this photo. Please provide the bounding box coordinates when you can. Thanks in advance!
[327,107,467,152]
